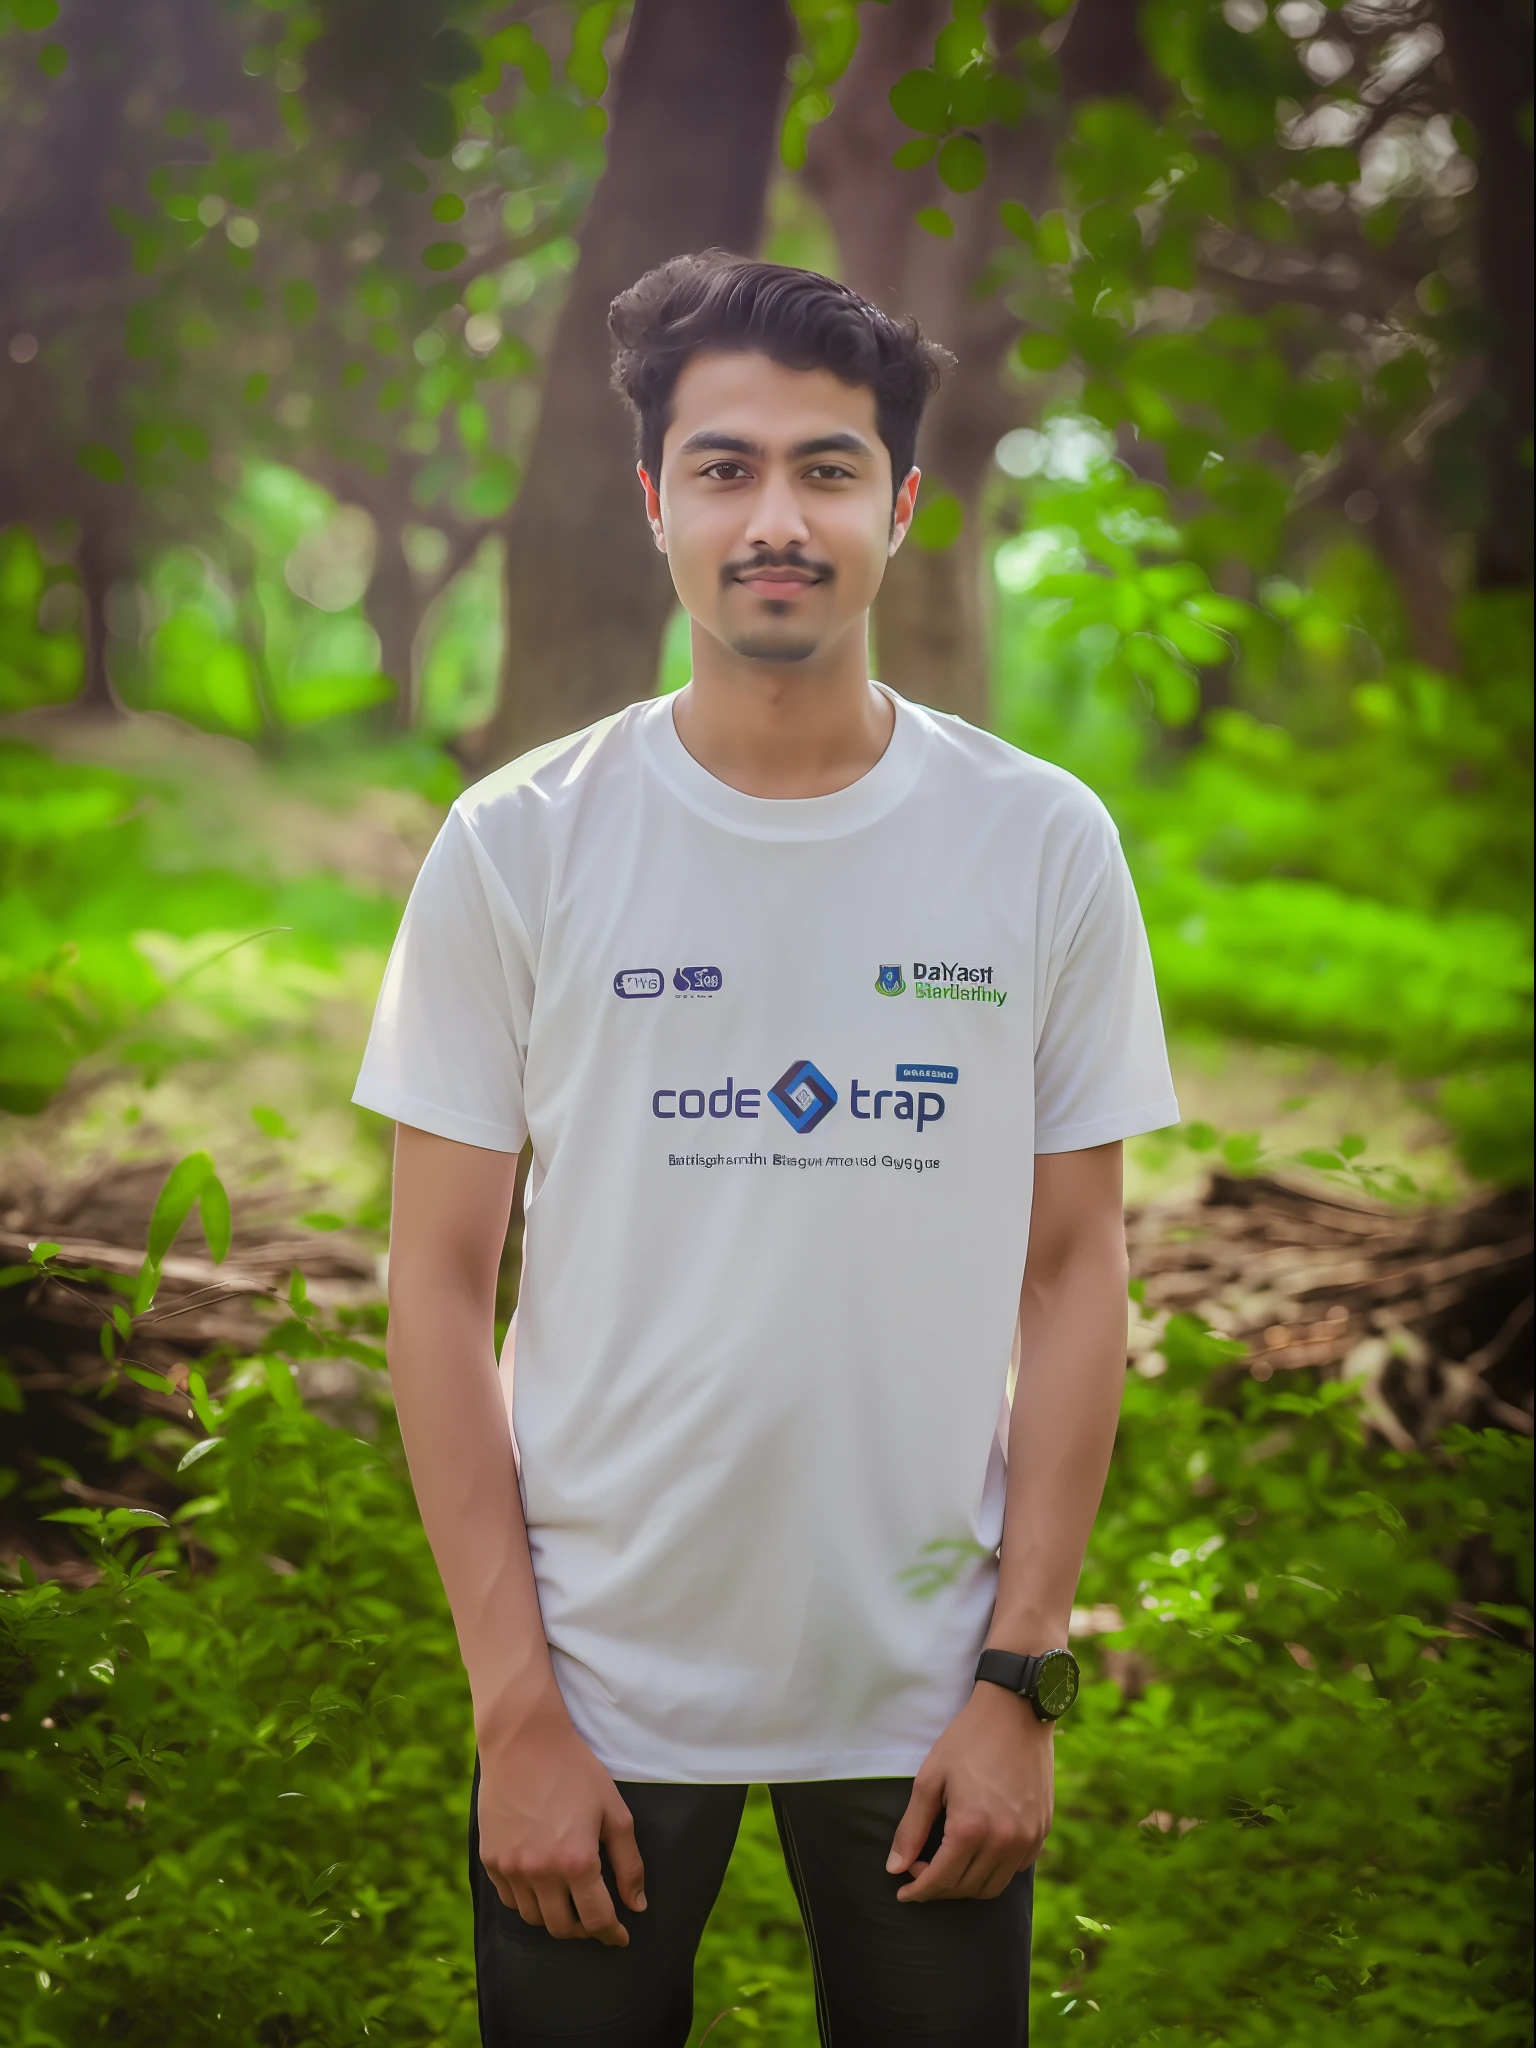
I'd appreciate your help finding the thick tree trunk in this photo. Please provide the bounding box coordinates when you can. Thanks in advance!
[805,3,1089,726]
[804,0,1162,727]
[1433,0,1534,591]
[477,0,793,769]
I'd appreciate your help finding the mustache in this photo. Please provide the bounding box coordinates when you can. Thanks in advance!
[720,548,836,587]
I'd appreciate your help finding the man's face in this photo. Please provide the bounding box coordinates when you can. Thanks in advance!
[641,350,918,668]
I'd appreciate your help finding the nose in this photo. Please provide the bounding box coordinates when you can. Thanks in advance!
[743,463,811,554]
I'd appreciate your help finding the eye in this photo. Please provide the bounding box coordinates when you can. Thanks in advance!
[805,463,854,481]
[702,460,750,481]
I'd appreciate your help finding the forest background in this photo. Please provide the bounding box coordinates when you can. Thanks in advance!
[0,0,1530,2042]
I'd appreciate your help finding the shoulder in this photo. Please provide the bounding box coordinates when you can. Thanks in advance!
[904,698,1119,859]
[453,701,646,841]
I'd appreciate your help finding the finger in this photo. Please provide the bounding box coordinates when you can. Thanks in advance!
[886,1777,944,1875]
[968,1851,1020,1901]
[570,1867,629,1948]
[480,1857,525,1917]
[602,1800,647,1912]
[897,1828,984,1902]
[533,1879,586,1940]
[508,1877,544,1926]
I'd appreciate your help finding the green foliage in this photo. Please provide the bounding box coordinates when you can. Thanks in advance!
[0,737,399,1114]
[2,1301,1527,2043]
[1,1374,482,2045]
[0,530,83,714]
[1041,1331,1533,2042]
[992,419,1534,1184]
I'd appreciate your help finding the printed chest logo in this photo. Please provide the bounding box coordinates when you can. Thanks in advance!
[652,1062,953,1135]
[614,965,723,998]
[768,1060,838,1134]
[874,961,1007,1008]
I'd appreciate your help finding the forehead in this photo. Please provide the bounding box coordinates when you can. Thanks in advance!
[663,350,882,460]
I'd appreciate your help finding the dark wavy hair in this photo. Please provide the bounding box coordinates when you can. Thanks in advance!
[609,251,952,498]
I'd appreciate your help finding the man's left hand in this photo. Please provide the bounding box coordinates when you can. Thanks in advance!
[885,1681,1053,1901]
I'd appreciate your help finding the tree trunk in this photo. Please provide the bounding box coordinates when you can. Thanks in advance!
[805,2,1114,727]
[73,518,124,718]
[1433,0,1534,591]
[363,518,421,730]
[477,0,793,769]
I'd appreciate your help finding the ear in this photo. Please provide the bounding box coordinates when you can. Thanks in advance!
[638,463,666,553]
[888,467,920,556]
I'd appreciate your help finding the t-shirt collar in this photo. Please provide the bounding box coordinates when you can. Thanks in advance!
[639,684,928,842]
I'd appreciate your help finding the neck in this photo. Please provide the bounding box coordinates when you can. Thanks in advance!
[671,615,895,799]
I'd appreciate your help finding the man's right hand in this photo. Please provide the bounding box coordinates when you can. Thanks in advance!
[477,1690,647,1946]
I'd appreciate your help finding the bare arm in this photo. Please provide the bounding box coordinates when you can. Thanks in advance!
[388,1123,644,1944]
[888,1141,1130,1900]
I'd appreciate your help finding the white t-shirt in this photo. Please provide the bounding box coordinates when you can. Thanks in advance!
[355,689,1178,1782]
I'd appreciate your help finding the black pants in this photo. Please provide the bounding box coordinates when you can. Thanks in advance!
[469,1760,1033,2046]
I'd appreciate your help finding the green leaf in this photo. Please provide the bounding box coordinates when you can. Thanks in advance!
[431,194,465,224]
[29,1240,62,1266]
[566,1,614,97]
[264,1357,301,1410]
[934,17,986,78]
[421,241,467,272]
[199,1174,232,1263]
[146,1152,217,1266]
[936,135,987,194]
[908,488,964,552]
[38,39,67,76]
[14,0,60,27]
[76,443,126,484]
[891,137,937,170]
[177,1436,224,1473]
[914,206,954,240]
[999,200,1035,246]
[250,1105,296,1141]
[889,69,950,135]
[1158,608,1231,666]
[1338,1134,1367,1159]
[123,1366,172,1394]
[187,1368,219,1432]
[1033,212,1072,265]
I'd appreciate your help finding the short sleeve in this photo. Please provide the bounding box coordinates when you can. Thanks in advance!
[1033,839,1179,1154]
[352,807,532,1152]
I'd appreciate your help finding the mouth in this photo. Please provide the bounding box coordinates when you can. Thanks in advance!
[729,562,829,600]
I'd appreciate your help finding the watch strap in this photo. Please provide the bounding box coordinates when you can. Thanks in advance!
[974,1648,1044,1698]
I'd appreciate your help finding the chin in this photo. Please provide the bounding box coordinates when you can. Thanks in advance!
[729,633,820,664]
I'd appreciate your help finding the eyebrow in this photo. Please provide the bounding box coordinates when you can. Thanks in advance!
[676,430,876,461]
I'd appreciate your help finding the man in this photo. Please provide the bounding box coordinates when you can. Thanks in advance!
[355,252,1179,2046]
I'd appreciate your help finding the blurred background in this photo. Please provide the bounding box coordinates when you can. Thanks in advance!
[1,2,1530,2043]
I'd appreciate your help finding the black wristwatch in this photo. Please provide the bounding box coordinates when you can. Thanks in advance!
[974,1646,1081,1722]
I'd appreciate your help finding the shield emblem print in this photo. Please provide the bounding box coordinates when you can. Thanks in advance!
[876,963,906,997]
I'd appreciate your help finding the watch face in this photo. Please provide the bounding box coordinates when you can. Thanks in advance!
[1036,1649,1080,1719]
